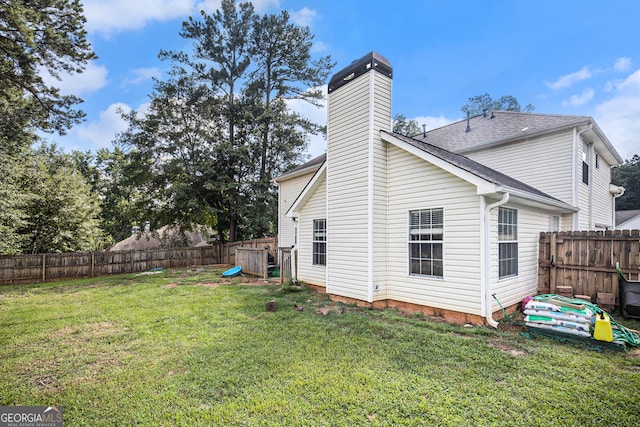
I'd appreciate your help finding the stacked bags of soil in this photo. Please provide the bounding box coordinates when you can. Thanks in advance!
[523,295,594,338]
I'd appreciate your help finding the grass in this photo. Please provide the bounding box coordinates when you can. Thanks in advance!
[1,267,639,426]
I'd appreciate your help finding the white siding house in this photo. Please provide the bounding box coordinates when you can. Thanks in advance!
[276,52,624,326]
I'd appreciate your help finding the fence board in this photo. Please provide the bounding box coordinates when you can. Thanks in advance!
[0,237,277,286]
[539,230,640,307]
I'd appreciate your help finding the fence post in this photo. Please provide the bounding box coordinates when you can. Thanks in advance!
[42,253,46,283]
[550,233,557,294]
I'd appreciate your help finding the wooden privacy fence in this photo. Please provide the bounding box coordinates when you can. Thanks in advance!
[0,237,277,285]
[538,230,640,306]
[236,248,270,278]
[278,247,293,284]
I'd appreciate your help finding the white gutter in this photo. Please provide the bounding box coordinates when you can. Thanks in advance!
[482,192,510,328]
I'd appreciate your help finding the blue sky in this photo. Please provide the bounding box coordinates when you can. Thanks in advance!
[48,0,640,162]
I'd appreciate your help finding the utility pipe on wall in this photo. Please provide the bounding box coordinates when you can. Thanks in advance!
[483,192,510,328]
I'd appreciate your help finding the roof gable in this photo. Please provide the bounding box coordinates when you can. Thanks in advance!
[381,130,576,212]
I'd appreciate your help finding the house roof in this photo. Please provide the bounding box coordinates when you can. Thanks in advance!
[616,209,640,225]
[273,153,326,183]
[412,111,623,165]
[381,130,576,211]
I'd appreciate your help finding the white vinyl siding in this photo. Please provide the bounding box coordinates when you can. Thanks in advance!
[593,152,614,228]
[326,69,391,301]
[386,145,483,316]
[297,174,327,286]
[371,72,391,295]
[577,138,591,230]
[465,130,574,205]
[277,171,318,248]
[491,205,549,309]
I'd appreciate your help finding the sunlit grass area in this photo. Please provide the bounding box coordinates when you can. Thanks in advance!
[1,268,639,426]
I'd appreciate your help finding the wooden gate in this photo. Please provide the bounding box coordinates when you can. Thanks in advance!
[538,230,640,306]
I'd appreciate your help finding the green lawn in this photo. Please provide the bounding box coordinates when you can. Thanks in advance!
[1,268,639,426]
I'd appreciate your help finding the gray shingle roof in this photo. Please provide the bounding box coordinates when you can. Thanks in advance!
[274,153,326,181]
[412,111,591,153]
[616,209,640,225]
[382,130,567,204]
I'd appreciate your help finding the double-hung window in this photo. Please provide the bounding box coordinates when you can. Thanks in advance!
[498,207,518,278]
[312,219,326,266]
[409,208,443,277]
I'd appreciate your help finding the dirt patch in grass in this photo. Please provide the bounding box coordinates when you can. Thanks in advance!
[24,321,132,393]
[194,282,221,288]
[165,283,178,289]
[488,338,527,356]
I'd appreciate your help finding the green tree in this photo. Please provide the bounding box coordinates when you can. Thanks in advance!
[0,148,30,254]
[19,144,105,253]
[0,0,96,151]
[612,154,640,211]
[121,0,333,242]
[94,147,153,245]
[461,93,535,116]
[116,71,226,239]
[392,114,421,136]
[243,9,332,238]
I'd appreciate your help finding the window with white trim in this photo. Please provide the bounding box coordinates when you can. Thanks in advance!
[582,141,590,185]
[409,208,443,277]
[312,219,326,266]
[498,207,518,278]
[549,215,560,232]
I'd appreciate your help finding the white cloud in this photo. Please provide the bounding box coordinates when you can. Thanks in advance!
[41,61,108,96]
[410,115,455,133]
[562,88,595,108]
[614,57,632,72]
[83,0,280,35]
[73,102,150,150]
[595,69,640,161]
[311,41,329,54]
[122,68,162,87]
[546,67,592,90]
[83,0,195,35]
[290,7,317,27]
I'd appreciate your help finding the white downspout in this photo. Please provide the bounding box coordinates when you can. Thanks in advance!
[483,192,510,328]
[290,218,298,283]
[290,244,298,283]
[613,186,626,228]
